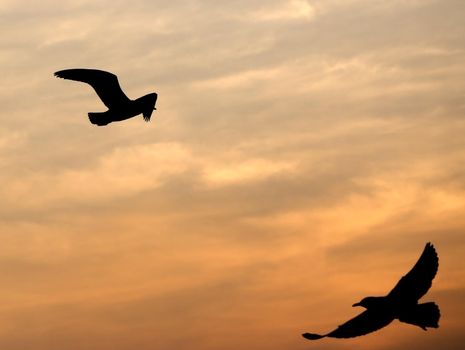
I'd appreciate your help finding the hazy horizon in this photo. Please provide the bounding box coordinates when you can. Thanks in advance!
[1,0,465,349]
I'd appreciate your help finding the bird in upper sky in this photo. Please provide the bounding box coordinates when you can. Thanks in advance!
[302,242,440,340]
[54,68,157,126]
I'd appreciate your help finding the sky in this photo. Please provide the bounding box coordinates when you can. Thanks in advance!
[1,0,465,349]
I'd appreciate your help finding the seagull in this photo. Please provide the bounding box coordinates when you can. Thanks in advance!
[303,242,440,340]
[54,68,157,126]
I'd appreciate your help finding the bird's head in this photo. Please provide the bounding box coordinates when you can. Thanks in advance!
[141,92,158,122]
[352,296,380,309]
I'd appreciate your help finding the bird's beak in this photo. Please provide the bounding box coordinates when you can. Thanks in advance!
[352,302,361,307]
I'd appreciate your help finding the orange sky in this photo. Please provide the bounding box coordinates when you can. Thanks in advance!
[1,0,465,349]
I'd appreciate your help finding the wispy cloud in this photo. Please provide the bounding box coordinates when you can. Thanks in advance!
[250,0,316,21]
[203,158,296,186]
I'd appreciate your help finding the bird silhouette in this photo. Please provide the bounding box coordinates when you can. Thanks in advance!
[54,68,157,126]
[303,242,440,340]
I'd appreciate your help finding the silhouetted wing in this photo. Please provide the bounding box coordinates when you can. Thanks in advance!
[388,243,438,302]
[54,69,131,109]
[325,310,393,339]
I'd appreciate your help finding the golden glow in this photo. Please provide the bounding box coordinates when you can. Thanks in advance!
[0,0,464,349]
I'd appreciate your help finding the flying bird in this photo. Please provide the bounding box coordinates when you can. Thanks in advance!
[54,68,157,126]
[303,242,440,340]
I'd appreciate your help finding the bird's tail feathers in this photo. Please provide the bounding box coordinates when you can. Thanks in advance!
[302,332,326,340]
[88,112,111,126]
[143,113,151,122]
[399,302,440,330]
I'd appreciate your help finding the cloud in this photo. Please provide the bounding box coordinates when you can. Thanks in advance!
[251,0,316,21]
[203,158,296,186]
[1,142,193,209]
[0,131,25,152]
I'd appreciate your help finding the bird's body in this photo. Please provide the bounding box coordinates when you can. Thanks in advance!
[87,92,157,126]
[303,242,440,340]
[54,69,157,126]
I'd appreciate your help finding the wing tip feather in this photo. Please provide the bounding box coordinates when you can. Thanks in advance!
[425,242,438,264]
[302,333,325,340]
[54,70,72,79]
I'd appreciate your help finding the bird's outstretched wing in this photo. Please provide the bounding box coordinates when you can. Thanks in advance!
[54,69,131,109]
[387,242,438,302]
[303,309,394,340]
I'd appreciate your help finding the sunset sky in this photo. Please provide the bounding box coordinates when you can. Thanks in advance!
[1,0,465,349]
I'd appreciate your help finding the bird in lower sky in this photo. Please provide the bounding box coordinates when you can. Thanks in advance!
[54,68,157,126]
[302,242,440,340]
